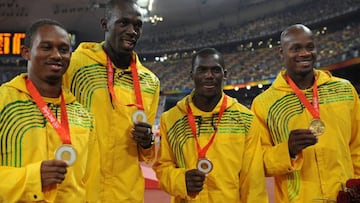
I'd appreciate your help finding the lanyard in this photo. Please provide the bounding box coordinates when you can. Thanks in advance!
[26,79,71,144]
[286,74,320,119]
[105,54,144,110]
[187,96,227,158]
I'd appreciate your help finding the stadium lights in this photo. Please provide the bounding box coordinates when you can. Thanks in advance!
[148,15,163,25]
[137,0,163,25]
[52,0,164,25]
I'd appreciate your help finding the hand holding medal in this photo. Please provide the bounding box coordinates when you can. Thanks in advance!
[131,122,154,149]
[185,169,206,197]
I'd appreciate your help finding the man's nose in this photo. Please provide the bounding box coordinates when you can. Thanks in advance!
[204,69,214,78]
[127,24,138,36]
[50,48,62,59]
[299,48,312,56]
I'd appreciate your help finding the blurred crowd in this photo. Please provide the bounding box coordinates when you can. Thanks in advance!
[145,23,360,92]
[1,0,359,92]
[137,0,360,53]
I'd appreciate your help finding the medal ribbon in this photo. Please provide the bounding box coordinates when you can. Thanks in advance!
[187,96,227,158]
[286,75,320,119]
[106,54,144,110]
[26,79,71,144]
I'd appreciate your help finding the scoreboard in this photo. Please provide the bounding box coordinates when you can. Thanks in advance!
[0,32,76,56]
[0,32,25,55]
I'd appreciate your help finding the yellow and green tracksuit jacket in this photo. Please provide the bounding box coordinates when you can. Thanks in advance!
[153,92,268,203]
[63,42,160,202]
[251,70,360,202]
[0,74,99,203]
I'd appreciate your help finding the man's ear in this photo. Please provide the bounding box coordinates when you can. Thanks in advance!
[223,69,227,79]
[279,46,284,60]
[101,18,108,31]
[190,70,193,79]
[21,45,30,60]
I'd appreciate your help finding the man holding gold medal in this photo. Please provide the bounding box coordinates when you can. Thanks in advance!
[0,19,99,202]
[153,48,268,202]
[251,24,360,202]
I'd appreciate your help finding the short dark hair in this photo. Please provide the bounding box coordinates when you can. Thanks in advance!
[104,0,137,19]
[24,18,67,48]
[191,48,225,70]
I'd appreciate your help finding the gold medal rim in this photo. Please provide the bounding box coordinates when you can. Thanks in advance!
[55,144,77,166]
[308,119,325,136]
[196,158,213,174]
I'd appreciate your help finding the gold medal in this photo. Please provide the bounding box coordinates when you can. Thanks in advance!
[132,110,147,122]
[197,158,213,174]
[309,118,325,136]
[55,144,77,166]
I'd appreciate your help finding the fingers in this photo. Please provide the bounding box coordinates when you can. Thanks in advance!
[41,172,66,184]
[41,160,68,188]
[131,122,153,147]
[288,129,318,156]
[186,169,206,194]
[41,159,68,169]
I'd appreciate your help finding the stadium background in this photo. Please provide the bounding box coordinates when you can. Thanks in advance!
[0,0,359,202]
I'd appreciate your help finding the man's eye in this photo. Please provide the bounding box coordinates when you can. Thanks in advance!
[212,68,221,73]
[293,47,300,52]
[117,19,128,26]
[134,22,143,29]
[41,46,51,50]
[307,45,315,51]
[59,47,70,53]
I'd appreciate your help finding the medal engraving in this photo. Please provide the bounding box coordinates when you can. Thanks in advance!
[309,119,325,136]
[55,144,77,166]
[197,158,213,174]
[132,110,147,122]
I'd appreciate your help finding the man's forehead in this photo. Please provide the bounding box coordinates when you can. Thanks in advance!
[195,54,220,63]
[282,30,314,45]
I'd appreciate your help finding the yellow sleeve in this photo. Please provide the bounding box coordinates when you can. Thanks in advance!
[152,114,189,198]
[251,100,304,176]
[0,162,55,202]
[350,86,360,177]
[83,120,100,203]
[138,77,160,163]
[239,117,269,202]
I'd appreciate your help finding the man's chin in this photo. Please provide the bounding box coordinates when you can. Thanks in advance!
[45,75,62,85]
[122,43,136,52]
[297,65,313,74]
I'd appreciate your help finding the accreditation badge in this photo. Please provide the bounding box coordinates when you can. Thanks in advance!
[55,144,77,166]
[132,110,147,122]
[309,118,325,137]
[197,158,213,174]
